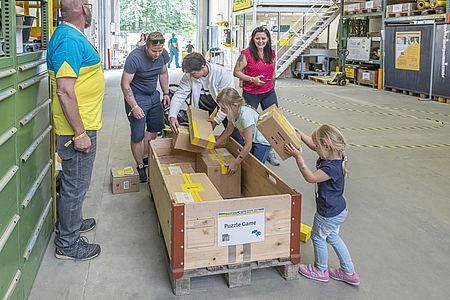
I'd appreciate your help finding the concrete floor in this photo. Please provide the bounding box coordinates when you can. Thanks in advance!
[29,70,450,299]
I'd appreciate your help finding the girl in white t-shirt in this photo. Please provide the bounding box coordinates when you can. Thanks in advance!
[215,88,271,175]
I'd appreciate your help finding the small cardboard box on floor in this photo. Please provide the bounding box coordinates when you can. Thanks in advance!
[172,127,205,153]
[197,148,241,199]
[160,162,195,176]
[187,106,215,150]
[257,105,301,160]
[110,167,139,194]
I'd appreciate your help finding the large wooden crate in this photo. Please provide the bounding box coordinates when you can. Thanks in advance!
[149,138,302,295]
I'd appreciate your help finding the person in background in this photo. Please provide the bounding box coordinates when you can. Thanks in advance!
[185,41,194,54]
[136,32,146,47]
[47,0,103,261]
[168,33,180,68]
[233,26,280,166]
[168,53,243,145]
[284,125,360,286]
[215,88,271,172]
[121,32,170,183]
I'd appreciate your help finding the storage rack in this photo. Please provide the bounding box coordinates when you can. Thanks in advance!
[338,0,386,88]
[0,0,52,299]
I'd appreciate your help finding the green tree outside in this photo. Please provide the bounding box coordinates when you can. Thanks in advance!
[120,0,197,41]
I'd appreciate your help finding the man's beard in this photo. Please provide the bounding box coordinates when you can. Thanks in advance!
[84,15,92,28]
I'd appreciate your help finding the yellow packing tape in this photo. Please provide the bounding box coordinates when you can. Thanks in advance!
[191,120,200,145]
[117,166,134,175]
[270,107,297,138]
[207,133,215,149]
[208,107,218,122]
[208,150,228,175]
[180,174,204,202]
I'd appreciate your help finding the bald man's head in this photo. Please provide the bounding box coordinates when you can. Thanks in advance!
[60,0,92,28]
[60,0,83,15]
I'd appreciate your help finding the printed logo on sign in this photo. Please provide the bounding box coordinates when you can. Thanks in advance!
[222,234,230,242]
[217,208,265,247]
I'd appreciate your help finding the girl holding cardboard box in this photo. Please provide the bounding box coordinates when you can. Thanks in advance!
[284,125,360,286]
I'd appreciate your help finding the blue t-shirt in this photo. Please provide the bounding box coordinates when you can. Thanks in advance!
[124,46,169,96]
[168,37,178,51]
[315,158,346,217]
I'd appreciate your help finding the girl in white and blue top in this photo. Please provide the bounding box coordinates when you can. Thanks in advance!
[215,88,271,175]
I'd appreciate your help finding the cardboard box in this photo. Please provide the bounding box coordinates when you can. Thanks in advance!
[172,127,205,153]
[197,148,241,199]
[110,167,139,194]
[160,162,195,176]
[357,68,378,88]
[387,2,416,13]
[257,105,301,160]
[187,106,216,149]
[344,3,362,12]
[165,173,223,203]
[364,0,382,9]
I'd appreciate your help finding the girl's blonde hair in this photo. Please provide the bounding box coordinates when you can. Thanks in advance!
[216,88,246,120]
[311,124,349,176]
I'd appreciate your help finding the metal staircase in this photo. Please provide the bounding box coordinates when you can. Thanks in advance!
[275,1,341,77]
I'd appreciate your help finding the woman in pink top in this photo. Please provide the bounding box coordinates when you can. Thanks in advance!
[233,26,280,166]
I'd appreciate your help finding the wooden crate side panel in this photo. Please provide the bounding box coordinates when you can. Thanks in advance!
[224,139,296,197]
[149,143,173,259]
[183,195,291,270]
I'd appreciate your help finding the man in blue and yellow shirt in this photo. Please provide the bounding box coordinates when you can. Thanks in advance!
[47,0,104,261]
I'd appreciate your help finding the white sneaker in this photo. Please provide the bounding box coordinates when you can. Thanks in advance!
[266,149,280,166]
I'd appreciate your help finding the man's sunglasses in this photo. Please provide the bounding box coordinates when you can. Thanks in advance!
[149,39,165,45]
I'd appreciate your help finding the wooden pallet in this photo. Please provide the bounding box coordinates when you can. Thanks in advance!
[344,10,361,15]
[385,87,426,97]
[386,11,410,17]
[357,81,378,89]
[434,96,450,103]
[361,7,382,13]
[308,75,333,84]
[171,259,299,295]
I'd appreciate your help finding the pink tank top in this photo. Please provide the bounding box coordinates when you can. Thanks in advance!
[241,48,275,94]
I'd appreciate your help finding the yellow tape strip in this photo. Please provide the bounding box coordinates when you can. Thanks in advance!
[117,167,134,175]
[191,120,200,145]
[209,107,218,122]
[180,174,204,202]
[207,133,215,149]
[208,150,228,175]
[270,107,296,137]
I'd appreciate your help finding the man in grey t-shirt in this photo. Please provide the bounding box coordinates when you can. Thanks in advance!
[121,32,170,183]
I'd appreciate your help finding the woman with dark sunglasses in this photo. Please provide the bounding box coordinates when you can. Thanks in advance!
[233,26,280,166]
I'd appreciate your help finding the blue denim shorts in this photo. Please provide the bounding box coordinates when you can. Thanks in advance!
[125,91,164,142]
[243,88,278,110]
[251,143,271,163]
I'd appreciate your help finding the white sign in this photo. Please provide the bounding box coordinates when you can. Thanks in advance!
[347,37,371,61]
[218,208,265,247]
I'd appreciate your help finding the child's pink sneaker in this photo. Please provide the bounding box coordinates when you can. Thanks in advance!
[329,268,360,286]
[298,264,329,282]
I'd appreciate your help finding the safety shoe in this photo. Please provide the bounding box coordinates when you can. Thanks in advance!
[137,165,147,183]
[79,218,96,233]
[55,236,101,261]
[266,149,280,166]
[298,264,329,282]
[143,157,149,167]
[329,268,360,286]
